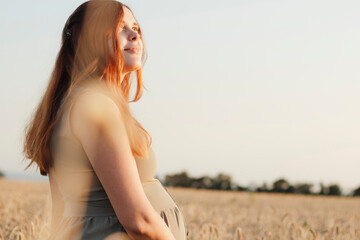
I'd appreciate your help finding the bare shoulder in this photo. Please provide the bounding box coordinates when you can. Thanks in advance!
[69,90,122,140]
[73,90,120,119]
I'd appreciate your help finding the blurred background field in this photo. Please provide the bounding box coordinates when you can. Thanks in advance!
[1,179,359,240]
[2,0,360,198]
[1,1,360,239]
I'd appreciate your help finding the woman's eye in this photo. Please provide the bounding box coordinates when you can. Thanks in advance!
[119,24,139,33]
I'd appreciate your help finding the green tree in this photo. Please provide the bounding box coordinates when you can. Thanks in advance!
[190,176,213,189]
[236,184,247,191]
[352,186,360,196]
[285,185,296,193]
[164,171,192,187]
[294,183,313,194]
[0,169,4,178]
[328,184,342,196]
[272,178,290,193]
[211,173,233,190]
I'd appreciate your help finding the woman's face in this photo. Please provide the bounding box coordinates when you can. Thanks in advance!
[118,6,143,73]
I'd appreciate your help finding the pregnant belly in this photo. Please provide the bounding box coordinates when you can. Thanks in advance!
[141,178,188,239]
[142,178,178,211]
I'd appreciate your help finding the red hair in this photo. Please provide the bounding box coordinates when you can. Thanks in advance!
[23,0,151,176]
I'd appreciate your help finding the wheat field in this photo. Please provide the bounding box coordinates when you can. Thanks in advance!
[0,179,359,240]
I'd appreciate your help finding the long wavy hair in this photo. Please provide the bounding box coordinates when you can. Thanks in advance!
[23,0,152,176]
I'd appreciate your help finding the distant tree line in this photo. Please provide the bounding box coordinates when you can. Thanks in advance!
[1,168,359,197]
[161,171,360,197]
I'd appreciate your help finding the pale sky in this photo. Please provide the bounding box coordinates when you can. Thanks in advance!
[1,0,359,193]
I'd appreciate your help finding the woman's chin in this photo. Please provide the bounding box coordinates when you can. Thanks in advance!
[124,64,142,73]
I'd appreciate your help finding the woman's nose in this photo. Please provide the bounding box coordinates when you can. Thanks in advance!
[128,30,140,41]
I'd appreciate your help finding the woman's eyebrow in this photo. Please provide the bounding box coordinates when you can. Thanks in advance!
[121,21,139,27]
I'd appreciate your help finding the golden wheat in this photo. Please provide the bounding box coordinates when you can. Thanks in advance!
[1,179,359,240]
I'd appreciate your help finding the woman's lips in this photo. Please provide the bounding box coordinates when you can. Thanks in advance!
[124,48,141,54]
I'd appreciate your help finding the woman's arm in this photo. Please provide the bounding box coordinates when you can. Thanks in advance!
[70,91,176,240]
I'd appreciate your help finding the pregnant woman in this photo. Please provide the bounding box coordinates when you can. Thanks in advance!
[23,0,188,239]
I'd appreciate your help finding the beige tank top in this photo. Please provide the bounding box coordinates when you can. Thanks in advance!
[50,86,158,217]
